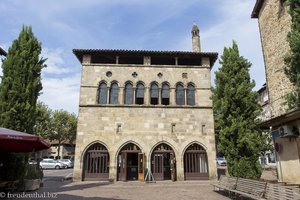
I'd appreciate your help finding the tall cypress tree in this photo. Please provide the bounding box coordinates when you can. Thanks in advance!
[0,25,46,133]
[212,42,263,179]
[0,25,46,182]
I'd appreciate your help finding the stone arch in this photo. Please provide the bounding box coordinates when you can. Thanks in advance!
[114,140,144,161]
[80,140,110,163]
[181,140,208,161]
[182,142,209,180]
[81,141,110,181]
[149,140,178,158]
[115,140,144,181]
[149,141,177,181]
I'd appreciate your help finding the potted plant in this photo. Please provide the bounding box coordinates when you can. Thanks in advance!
[24,164,41,191]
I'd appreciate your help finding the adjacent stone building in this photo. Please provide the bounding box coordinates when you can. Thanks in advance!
[252,0,300,184]
[73,24,218,182]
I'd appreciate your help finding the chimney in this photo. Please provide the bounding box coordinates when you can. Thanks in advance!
[191,22,201,52]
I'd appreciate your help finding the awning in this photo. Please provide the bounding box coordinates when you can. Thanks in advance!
[0,128,50,152]
[260,108,300,129]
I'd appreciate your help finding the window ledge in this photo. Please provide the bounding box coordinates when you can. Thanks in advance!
[79,104,212,109]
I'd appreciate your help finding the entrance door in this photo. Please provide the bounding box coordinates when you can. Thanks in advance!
[151,143,176,181]
[117,143,142,181]
[83,143,109,181]
[138,153,145,181]
[118,152,127,181]
[152,154,164,180]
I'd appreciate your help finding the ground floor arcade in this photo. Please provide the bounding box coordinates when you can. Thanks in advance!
[77,141,213,182]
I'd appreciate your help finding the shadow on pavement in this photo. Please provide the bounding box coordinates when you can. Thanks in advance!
[55,194,124,200]
[42,181,113,193]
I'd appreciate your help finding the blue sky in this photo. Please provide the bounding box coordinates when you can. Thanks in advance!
[0,0,265,114]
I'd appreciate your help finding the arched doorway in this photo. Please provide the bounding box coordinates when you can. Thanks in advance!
[184,143,209,180]
[117,143,145,181]
[151,143,176,181]
[83,143,109,181]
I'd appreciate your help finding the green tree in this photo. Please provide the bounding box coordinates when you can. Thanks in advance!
[0,26,46,133]
[33,101,53,138]
[49,110,77,159]
[212,42,263,179]
[284,0,300,108]
[0,25,46,182]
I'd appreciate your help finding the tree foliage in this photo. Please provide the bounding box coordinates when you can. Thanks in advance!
[212,42,264,179]
[33,101,53,138]
[34,104,77,158]
[0,25,45,182]
[284,0,300,108]
[0,26,46,133]
[50,110,77,158]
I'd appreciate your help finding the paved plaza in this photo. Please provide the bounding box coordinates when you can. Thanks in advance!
[9,167,276,200]
[21,180,231,200]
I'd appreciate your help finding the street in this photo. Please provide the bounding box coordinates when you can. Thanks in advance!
[43,168,73,182]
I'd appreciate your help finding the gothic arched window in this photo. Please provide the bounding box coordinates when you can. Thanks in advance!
[135,83,144,105]
[187,83,195,105]
[98,82,107,104]
[150,83,159,105]
[109,82,119,104]
[161,83,170,105]
[124,82,133,105]
[176,83,185,105]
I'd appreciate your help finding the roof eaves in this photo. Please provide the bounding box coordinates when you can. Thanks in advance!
[0,47,7,56]
[251,0,265,18]
[72,49,218,66]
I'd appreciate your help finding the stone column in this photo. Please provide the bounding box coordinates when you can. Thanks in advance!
[144,87,149,105]
[119,87,124,104]
[170,88,175,105]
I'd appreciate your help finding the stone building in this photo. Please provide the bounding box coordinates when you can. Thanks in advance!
[252,0,300,184]
[72,24,218,182]
[257,84,275,166]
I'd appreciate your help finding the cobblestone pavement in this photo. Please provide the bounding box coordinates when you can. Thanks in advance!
[14,180,231,200]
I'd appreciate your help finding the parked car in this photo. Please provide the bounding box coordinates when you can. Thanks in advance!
[216,157,227,166]
[57,159,74,168]
[40,159,67,169]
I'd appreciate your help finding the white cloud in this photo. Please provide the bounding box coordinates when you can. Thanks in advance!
[175,0,265,90]
[42,48,71,75]
[39,73,81,114]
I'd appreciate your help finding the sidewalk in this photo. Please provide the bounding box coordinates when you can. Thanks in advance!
[15,180,231,200]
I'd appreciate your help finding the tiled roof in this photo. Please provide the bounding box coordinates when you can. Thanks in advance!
[251,0,265,18]
[73,49,218,66]
[0,47,7,56]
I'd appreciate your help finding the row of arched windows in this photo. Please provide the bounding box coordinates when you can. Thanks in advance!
[98,82,196,106]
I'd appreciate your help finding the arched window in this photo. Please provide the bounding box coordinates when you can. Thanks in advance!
[98,82,107,104]
[135,83,144,105]
[176,83,185,105]
[150,83,159,105]
[161,83,170,105]
[124,82,133,105]
[187,83,195,105]
[109,82,119,104]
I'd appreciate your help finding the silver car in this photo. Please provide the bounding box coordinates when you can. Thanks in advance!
[57,159,74,168]
[40,159,67,169]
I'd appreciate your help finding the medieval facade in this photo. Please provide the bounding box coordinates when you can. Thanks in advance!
[252,0,300,184]
[72,24,218,182]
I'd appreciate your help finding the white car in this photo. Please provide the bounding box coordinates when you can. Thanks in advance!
[57,159,74,168]
[40,159,67,169]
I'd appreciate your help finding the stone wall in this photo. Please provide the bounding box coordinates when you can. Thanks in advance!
[258,0,293,118]
[274,137,300,184]
[73,59,217,181]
